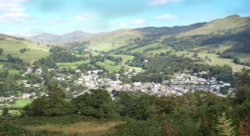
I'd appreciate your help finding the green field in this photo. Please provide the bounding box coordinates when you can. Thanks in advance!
[146,47,173,55]
[97,59,142,73]
[0,56,7,61]
[197,53,248,72]
[8,69,20,75]
[171,43,250,72]
[111,54,134,62]
[97,60,121,72]
[9,99,32,108]
[0,110,21,117]
[0,39,49,63]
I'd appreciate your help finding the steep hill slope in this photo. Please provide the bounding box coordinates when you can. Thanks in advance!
[0,34,49,63]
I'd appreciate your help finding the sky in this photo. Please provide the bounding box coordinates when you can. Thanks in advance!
[0,0,250,36]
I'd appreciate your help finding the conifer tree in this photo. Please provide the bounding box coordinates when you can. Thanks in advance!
[216,113,236,136]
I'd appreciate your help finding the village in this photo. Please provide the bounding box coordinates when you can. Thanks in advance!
[0,66,233,106]
[70,70,232,97]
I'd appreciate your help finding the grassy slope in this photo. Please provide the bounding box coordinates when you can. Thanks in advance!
[111,54,134,62]
[26,120,123,136]
[86,29,142,52]
[173,43,249,72]
[88,16,250,72]
[97,59,142,73]
[0,37,49,63]
[178,15,250,37]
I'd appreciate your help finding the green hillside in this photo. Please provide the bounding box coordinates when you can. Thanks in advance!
[178,15,250,37]
[0,34,49,63]
[71,15,250,72]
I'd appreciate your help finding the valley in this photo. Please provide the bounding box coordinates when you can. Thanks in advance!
[0,15,250,136]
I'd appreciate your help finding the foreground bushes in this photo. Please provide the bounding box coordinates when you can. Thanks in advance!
[72,89,118,118]
[20,71,250,135]
[24,87,74,117]
[0,124,65,136]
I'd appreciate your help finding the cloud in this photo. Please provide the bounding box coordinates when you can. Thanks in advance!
[154,14,177,20]
[148,0,179,6]
[133,19,145,25]
[0,0,29,23]
[74,13,95,21]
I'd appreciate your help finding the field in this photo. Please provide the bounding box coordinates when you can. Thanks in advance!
[196,52,248,72]
[26,120,123,136]
[0,115,125,136]
[171,43,250,72]
[0,99,32,117]
[97,60,121,73]
[0,110,21,117]
[90,43,124,52]
[97,59,142,73]
[111,54,134,62]
[8,69,20,75]
[9,99,32,108]
[0,39,49,63]
[86,30,142,52]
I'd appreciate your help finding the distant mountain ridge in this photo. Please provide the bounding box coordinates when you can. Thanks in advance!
[27,15,250,46]
[27,31,92,45]
[1,14,250,71]
[11,15,250,66]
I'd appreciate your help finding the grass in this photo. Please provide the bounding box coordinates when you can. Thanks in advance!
[8,69,20,75]
[25,120,124,136]
[56,60,89,69]
[193,44,250,72]
[0,39,49,63]
[172,44,250,72]
[197,53,249,72]
[90,43,124,52]
[0,110,21,117]
[97,60,121,72]
[178,15,249,37]
[111,54,135,62]
[147,48,173,55]
[97,59,143,73]
[86,30,143,52]
[0,56,7,61]
[9,99,32,108]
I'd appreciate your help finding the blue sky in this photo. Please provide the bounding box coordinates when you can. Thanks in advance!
[0,0,249,36]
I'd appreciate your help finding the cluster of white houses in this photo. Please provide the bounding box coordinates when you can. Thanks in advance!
[0,67,233,106]
[72,71,232,97]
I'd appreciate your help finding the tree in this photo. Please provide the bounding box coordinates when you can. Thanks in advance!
[48,86,66,99]
[233,57,240,64]
[72,89,117,118]
[2,107,9,116]
[238,118,249,136]
[192,52,199,58]
[116,92,154,120]
[0,48,3,55]
[234,71,250,104]
[216,113,236,136]
[24,87,73,116]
